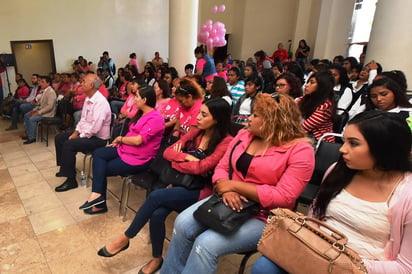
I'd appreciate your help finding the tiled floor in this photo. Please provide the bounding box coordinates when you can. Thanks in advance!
[0,118,257,273]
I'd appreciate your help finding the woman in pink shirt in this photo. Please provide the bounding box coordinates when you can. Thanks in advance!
[161,93,315,273]
[172,77,204,138]
[80,85,165,215]
[94,98,233,274]
[252,111,412,274]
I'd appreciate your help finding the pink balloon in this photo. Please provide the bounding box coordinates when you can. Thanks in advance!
[201,24,208,32]
[206,19,213,26]
[198,31,209,43]
[211,5,218,14]
[218,4,226,12]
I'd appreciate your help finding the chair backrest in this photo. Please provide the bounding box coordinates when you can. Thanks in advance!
[310,133,343,187]
[333,108,349,134]
[109,113,117,142]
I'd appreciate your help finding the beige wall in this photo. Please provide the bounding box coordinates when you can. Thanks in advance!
[198,0,299,61]
[0,0,169,73]
[1,0,361,81]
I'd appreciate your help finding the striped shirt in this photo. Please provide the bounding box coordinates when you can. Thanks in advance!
[227,80,245,106]
[297,98,334,142]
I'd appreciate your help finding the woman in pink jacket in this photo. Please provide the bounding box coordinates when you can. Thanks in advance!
[252,110,412,274]
[94,98,233,274]
[161,93,315,274]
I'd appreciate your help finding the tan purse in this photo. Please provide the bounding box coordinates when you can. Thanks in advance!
[257,208,368,274]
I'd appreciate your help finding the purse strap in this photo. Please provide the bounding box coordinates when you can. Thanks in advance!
[228,140,242,180]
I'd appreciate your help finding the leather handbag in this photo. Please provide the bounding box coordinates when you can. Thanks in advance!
[257,208,368,274]
[193,140,260,234]
[159,163,205,190]
[193,193,260,234]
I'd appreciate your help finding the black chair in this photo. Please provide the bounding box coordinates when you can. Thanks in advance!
[297,133,343,206]
[38,116,63,146]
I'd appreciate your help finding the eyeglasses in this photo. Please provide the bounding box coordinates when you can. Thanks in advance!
[270,92,280,103]
[275,83,288,88]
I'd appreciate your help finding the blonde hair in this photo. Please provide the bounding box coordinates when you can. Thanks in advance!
[253,93,306,146]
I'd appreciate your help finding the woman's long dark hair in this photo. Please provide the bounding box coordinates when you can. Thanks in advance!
[312,110,412,219]
[129,85,156,124]
[299,70,336,121]
[210,76,232,99]
[190,97,231,155]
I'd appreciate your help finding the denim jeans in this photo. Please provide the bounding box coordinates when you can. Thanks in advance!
[91,146,150,196]
[251,255,287,274]
[161,197,266,274]
[124,187,200,257]
[20,102,35,115]
[24,113,43,140]
[110,100,124,116]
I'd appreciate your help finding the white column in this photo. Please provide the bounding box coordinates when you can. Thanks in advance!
[312,0,355,59]
[366,0,412,89]
[169,0,199,77]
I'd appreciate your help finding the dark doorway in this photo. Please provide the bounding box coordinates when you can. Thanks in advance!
[213,34,229,63]
[10,40,56,80]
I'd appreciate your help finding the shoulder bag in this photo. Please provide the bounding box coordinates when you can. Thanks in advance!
[193,140,260,234]
[257,208,368,274]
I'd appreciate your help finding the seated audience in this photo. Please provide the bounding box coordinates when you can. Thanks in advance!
[232,73,262,126]
[153,79,170,114]
[205,76,232,106]
[297,70,336,142]
[251,110,412,274]
[172,77,203,139]
[161,92,315,273]
[274,72,302,98]
[79,85,165,214]
[271,42,288,63]
[22,76,57,144]
[226,67,245,106]
[366,78,412,119]
[6,74,40,130]
[54,73,111,192]
[95,98,233,274]
[329,64,353,111]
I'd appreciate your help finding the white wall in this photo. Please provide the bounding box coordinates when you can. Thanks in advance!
[0,0,169,73]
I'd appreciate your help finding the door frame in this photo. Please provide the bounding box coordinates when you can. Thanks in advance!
[10,39,57,74]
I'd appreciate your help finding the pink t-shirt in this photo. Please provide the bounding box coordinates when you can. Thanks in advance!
[155,98,170,115]
[16,86,30,99]
[119,82,128,100]
[178,99,202,137]
[217,71,227,82]
[117,109,165,165]
[120,94,138,118]
[162,97,180,122]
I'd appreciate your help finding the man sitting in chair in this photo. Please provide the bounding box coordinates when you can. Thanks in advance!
[55,73,111,192]
[22,75,56,144]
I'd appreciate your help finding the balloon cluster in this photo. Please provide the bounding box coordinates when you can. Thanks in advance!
[197,4,227,49]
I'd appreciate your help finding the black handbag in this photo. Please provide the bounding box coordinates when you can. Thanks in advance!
[193,140,260,234]
[151,138,208,190]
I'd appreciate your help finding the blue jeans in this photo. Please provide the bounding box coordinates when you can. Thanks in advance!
[125,187,200,257]
[20,102,35,115]
[251,255,287,274]
[110,100,124,116]
[160,197,266,274]
[91,146,150,197]
[24,113,43,140]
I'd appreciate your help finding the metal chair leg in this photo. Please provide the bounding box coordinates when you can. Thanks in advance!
[120,176,131,221]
